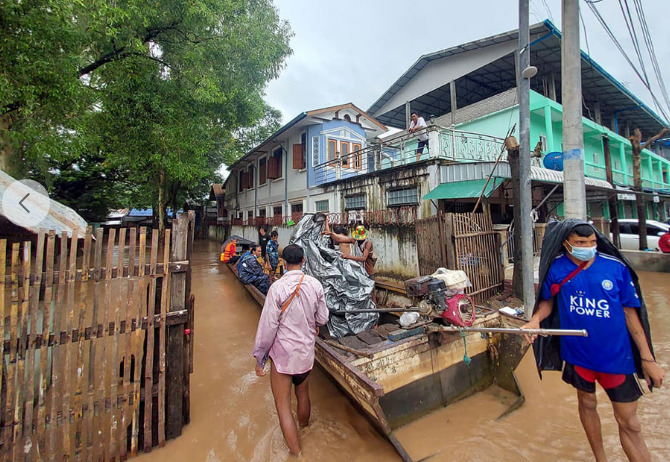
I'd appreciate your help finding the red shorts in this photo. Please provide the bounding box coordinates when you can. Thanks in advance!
[562,362,642,403]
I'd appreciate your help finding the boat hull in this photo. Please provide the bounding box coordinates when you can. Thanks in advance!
[227,264,528,461]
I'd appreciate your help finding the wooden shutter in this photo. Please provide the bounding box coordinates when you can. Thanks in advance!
[241,172,249,190]
[268,156,279,179]
[259,160,267,185]
[293,144,305,169]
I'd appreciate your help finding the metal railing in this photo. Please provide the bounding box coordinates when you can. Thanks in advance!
[313,125,506,186]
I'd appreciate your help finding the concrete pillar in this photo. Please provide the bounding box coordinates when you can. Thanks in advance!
[594,100,602,125]
[450,81,458,126]
[405,101,411,130]
[544,105,554,152]
[619,142,628,186]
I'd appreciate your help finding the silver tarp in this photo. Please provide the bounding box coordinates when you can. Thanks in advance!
[289,213,378,338]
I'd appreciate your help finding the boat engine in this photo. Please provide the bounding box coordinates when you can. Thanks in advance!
[404,275,475,327]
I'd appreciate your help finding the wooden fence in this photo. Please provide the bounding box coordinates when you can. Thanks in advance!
[416,211,503,302]
[0,212,195,461]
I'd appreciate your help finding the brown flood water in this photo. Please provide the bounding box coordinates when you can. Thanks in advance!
[142,240,670,462]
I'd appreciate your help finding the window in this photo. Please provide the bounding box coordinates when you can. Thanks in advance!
[340,141,350,168]
[328,139,338,162]
[273,205,282,216]
[539,135,547,152]
[352,143,363,169]
[593,152,599,164]
[388,187,419,206]
[291,203,303,213]
[614,160,621,171]
[345,194,366,210]
[247,210,253,221]
[238,170,244,192]
[259,158,267,185]
[258,208,266,217]
[269,147,283,179]
[315,200,329,212]
[247,165,255,189]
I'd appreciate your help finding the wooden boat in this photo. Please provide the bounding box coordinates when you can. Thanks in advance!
[228,264,529,461]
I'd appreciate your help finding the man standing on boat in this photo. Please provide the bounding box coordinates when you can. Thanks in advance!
[522,221,664,462]
[253,244,329,457]
[266,230,280,281]
[238,244,271,295]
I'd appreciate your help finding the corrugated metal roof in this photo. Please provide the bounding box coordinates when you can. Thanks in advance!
[0,169,88,238]
[423,178,504,200]
[439,162,613,190]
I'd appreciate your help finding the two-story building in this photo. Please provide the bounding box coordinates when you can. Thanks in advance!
[222,103,387,226]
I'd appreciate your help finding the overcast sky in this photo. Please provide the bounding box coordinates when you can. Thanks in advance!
[264,0,670,126]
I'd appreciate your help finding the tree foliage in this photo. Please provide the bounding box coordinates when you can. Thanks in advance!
[1,0,292,230]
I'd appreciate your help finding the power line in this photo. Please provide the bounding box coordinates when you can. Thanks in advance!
[584,0,670,123]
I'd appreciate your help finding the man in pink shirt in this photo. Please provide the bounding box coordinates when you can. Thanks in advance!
[253,244,329,456]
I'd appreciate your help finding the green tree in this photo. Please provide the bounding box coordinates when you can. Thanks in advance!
[2,0,293,231]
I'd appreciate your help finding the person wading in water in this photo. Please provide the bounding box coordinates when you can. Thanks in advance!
[522,222,664,462]
[253,244,329,457]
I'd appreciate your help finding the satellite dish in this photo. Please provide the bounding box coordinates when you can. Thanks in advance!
[543,151,564,171]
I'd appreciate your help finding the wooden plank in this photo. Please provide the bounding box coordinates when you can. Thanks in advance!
[338,335,369,351]
[0,239,6,455]
[37,232,55,459]
[98,229,115,462]
[166,216,187,440]
[143,229,159,452]
[183,213,195,425]
[130,228,146,456]
[2,261,190,287]
[388,326,425,342]
[88,227,104,462]
[60,231,78,461]
[24,232,44,460]
[109,228,123,462]
[13,242,31,461]
[73,227,92,462]
[49,231,70,460]
[157,230,171,447]
[4,243,19,459]
[356,330,384,346]
[119,227,131,462]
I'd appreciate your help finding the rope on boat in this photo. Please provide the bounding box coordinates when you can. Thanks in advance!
[459,327,471,368]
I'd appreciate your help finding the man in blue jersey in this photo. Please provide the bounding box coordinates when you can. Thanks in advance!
[522,223,664,462]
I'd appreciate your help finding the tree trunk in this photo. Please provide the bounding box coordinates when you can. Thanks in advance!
[506,136,523,298]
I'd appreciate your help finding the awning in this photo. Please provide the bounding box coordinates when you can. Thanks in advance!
[423,178,504,200]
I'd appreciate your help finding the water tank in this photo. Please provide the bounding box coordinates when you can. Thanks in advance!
[543,151,564,171]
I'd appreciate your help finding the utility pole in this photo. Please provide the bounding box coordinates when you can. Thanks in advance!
[562,0,587,219]
[519,0,535,319]
[603,135,621,248]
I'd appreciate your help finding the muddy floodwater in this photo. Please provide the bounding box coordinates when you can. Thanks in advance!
[141,240,670,462]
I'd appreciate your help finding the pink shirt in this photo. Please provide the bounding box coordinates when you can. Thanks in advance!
[253,271,329,374]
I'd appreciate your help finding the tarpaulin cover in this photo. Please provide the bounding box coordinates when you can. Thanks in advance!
[289,213,378,338]
[531,219,654,378]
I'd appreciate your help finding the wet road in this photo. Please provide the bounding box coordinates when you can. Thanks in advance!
[142,240,670,461]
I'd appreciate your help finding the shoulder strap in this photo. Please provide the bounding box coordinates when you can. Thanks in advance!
[550,260,588,297]
[280,274,306,314]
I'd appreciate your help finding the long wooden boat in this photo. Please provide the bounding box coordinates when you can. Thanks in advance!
[228,264,529,461]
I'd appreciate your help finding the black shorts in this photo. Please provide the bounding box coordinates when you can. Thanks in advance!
[417,140,428,153]
[562,362,643,403]
[292,370,311,387]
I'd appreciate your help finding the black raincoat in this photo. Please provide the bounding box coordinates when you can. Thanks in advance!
[532,219,655,378]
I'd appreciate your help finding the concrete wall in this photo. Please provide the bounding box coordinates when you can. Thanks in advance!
[207,222,420,282]
[620,250,670,273]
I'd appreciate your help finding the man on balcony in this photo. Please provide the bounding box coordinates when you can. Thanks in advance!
[409,112,429,161]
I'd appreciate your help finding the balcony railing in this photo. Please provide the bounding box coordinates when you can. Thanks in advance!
[313,125,506,186]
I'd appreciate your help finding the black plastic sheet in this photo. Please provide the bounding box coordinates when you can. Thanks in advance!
[289,213,378,338]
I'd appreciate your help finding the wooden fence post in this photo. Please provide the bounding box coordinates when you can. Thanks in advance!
[166,212,191,439]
